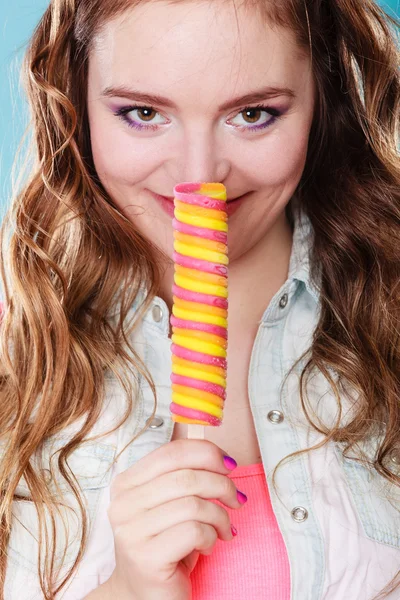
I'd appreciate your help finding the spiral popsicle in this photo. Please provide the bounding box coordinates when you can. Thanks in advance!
[170,182,228,427]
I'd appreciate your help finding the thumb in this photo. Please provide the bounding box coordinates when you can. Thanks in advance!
[181,550,200,573]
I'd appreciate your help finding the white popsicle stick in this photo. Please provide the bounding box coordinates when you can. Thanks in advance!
[187,424,205,439]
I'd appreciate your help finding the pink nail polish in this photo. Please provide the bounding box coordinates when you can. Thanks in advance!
[237,490,248,504]
[223,455,237,471]
[231,525,238,537]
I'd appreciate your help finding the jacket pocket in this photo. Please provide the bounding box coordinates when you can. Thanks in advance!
[7,436,116,574]
[335,442,400,549]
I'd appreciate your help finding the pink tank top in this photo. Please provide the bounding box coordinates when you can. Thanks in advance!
[191,462,291,599]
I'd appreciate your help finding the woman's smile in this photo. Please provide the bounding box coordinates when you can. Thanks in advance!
[148,190,252,218]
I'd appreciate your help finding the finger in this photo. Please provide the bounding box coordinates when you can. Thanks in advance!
[130,495,234,542]
[150,521,219,566]
[181,550,200,573]
[111,439,234,498]
[127,468,243,512]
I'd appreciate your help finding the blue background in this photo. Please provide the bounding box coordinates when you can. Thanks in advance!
[0,0,399,213]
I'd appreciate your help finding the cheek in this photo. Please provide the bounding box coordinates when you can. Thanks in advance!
[88,113,160,186]
[243,122,310,189]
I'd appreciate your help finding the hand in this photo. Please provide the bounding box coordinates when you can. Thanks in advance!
[105,439,245,600]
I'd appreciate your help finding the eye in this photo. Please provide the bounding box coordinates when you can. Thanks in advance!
[114,106,167,130]
[132,107,159,122]
[228,104,282,132]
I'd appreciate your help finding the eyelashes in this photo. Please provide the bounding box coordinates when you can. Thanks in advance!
[113,103,282,134]
[114,106,161,132]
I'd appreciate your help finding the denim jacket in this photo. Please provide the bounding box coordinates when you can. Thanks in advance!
[5,211,400,599]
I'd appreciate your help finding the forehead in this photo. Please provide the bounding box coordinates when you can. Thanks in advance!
[90,0,310,106]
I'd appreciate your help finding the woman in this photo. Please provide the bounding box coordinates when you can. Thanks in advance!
[0,0,399,598]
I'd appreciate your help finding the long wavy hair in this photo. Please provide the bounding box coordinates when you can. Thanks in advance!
[0,0,398,598]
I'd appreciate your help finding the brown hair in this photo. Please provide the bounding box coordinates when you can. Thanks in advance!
[0,0,399,598]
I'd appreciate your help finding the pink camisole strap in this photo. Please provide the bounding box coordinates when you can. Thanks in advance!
[191,461,291,599]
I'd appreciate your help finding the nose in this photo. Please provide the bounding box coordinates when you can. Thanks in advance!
[178,128,230,185]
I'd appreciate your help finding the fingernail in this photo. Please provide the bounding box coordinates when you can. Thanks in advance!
[223,455,237,471]
[231,525,238,537]
[237,490,248,504]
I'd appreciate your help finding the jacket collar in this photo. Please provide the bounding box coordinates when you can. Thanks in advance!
[126,208,322,320]
[288,210,321,303]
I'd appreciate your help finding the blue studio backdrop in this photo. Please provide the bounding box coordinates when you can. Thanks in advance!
[0,0,399,212]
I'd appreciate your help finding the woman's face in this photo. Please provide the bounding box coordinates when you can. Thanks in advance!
[87,0,315,263]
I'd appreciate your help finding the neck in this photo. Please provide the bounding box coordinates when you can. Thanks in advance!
[157,209,293,334]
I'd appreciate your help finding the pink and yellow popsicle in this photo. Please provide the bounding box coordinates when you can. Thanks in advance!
[170,182,228,427]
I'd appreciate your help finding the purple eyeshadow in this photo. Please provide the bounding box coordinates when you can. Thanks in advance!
[113,104,283,133]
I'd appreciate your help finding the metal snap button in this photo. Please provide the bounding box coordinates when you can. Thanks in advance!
[146,416,164,429]
[279,293,288,309]
[267,410,284,424]
[42,469,52,484]
[291,506,308,522]
[390,449,400,465]
[152,305,163,323]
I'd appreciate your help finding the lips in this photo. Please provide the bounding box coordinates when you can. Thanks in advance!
[157,194,245,202]
[149,189,249,218]
[228,195,245,202]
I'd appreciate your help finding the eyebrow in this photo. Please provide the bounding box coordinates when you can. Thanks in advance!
[101,85,296,111]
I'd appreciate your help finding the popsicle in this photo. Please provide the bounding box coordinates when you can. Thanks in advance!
[170,182,228,437]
